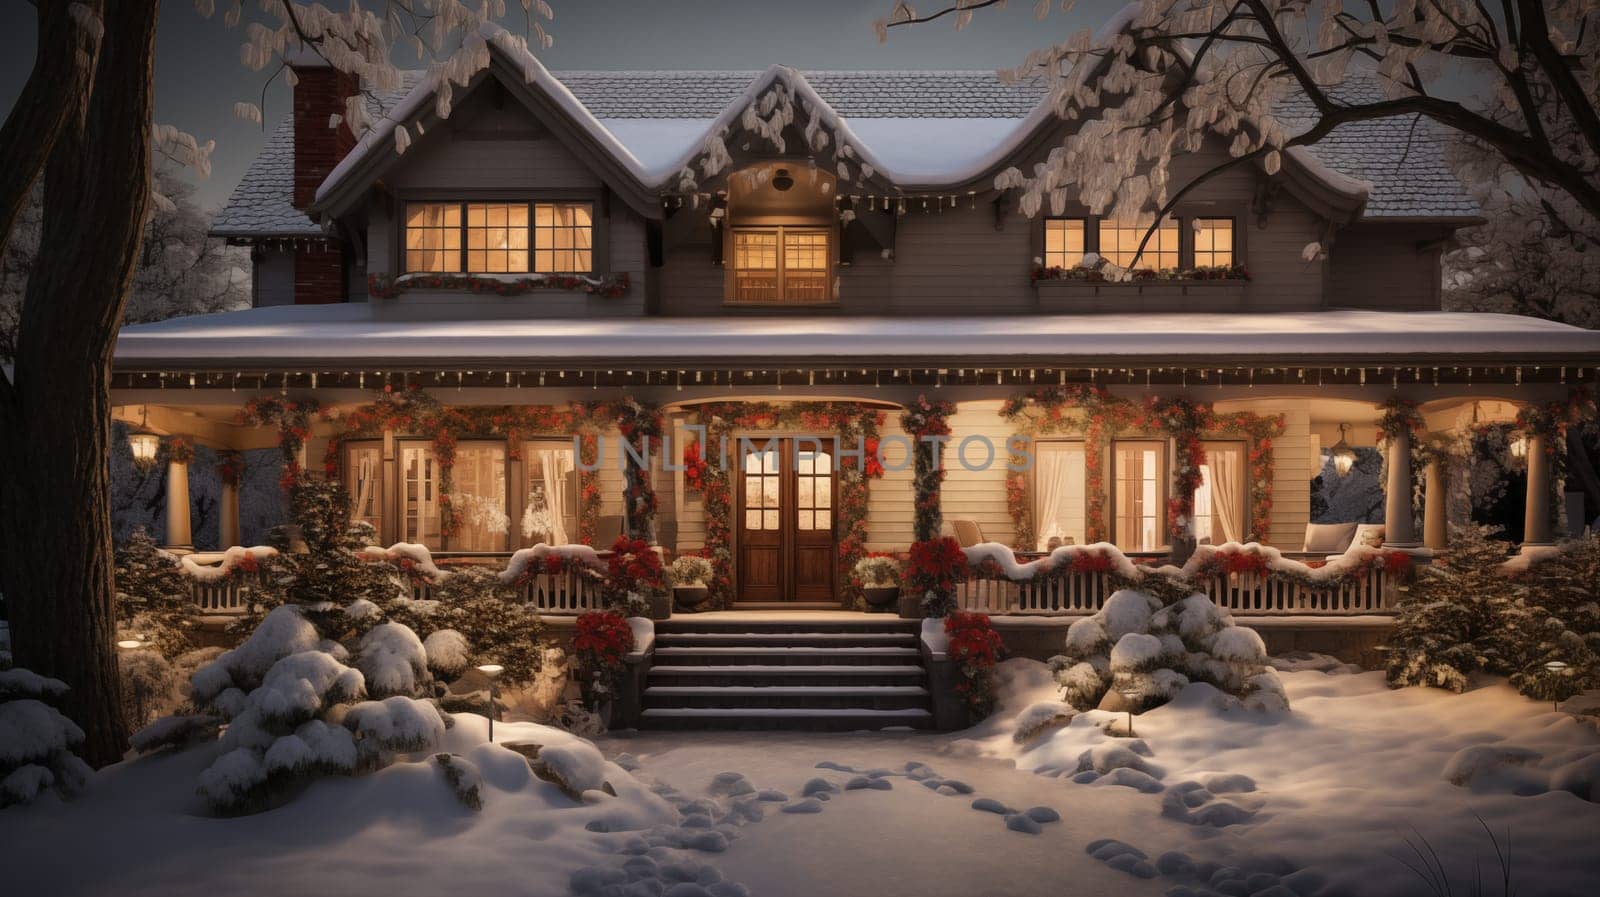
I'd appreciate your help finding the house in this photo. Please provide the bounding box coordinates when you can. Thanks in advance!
[112,18,1598,700]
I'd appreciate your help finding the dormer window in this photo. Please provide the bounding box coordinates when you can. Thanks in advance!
[404,201,593,274]
[724,162,837,305]
[1098,218,1179,270]
[1192,218,1235,268]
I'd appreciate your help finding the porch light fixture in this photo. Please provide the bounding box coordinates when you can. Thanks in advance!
[1510,432,1529,460]
[476,663,504,742]
[128,407,161,469]
[1329,423,1357,477]
[771,168,794,192]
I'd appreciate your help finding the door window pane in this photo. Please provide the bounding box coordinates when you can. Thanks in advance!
[1114,441,1166,551]
[450,443,507,552]
[1098,218,1179,270]
[1043,218,1087,268]
[796,447,832,532]
[401,444,441,547]
[743,447,780,531]
[1034,442,1086,550]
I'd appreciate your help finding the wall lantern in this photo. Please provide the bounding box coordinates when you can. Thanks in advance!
[1510,431,1529,459]
[771,168,794,192]
[1330,423,1358,477]
[128,407,161,469]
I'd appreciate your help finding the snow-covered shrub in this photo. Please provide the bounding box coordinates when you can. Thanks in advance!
[1052,589,1285,712]
[1385,525,1524,692]
[432,752,483,810]
[139,600,446,815]
[118,649,182,729]
[422,629,471,679]
[0,668,93,808]
[356,622,431,698]
[428,565,546,684]
[1507,532,1600,701]
[112,529,197,657]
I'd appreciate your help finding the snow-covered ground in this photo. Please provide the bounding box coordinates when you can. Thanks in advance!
[2,660,1597,897]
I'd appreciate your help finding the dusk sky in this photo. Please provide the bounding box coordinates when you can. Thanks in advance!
[0,0,1130,210]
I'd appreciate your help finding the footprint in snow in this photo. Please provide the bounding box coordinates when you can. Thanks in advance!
[1084,839,1157,879]
[814,760,855,773]
[845,775,892,791]
[708,772,755,798]
[780,798,825,814]
[800,777,839,799]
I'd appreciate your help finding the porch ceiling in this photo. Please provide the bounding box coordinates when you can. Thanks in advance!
[113,306,1600,372]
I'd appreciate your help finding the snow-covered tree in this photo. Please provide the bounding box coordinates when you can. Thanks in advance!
[1510,533,1600,702]
[0,0,551,766]
[1053,590,1286,712]
[0,665,94,808]
[881,1,1600,265]
[1385,525,1522,691]
[0,169,248,361]
[112,529,197,658]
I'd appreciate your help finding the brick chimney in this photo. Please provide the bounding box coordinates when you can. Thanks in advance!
[291,62,358,211]
[290,60,357,304]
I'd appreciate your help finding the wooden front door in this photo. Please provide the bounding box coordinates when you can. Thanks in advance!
[737,438,837,602]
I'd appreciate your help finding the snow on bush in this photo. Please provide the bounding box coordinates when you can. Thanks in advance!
[1051,589,1286,713]
[192,605,322,705]
[432,752,484,810]
[423,629,471,679]
[118,649,182,729]
[345,696,447,755]
[532,740,608,796]
[0,668,93,808]
[355,622,431,698]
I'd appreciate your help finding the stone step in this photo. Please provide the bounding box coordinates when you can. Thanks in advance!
[645,684,930,710]
[655,618,917,635]
[656,631,917,648]
[651,645,922,666]
[638,706,934,732]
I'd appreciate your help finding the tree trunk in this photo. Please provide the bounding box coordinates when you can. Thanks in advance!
[0,0,161,767]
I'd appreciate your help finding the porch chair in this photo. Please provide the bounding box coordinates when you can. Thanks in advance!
[939,518,988,548]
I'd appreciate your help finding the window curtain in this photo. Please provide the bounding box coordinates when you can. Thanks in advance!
[538,448,572,546]
[1033,446,1069,550]
[1208,447,1244,543]
[351,453,377,527]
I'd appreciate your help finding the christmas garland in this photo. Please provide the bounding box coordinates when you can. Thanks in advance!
[367,271,631,299]
[691,402,886,609]
[1030,263,1250,284]
[1514,388,1596,532]
[216,450,245,488]
[614,399,663,541]
[1001,387,1282,548]
[319,385,606,541]
[238,397,322,490]
[901,395,957,542]
[164,435,196,465]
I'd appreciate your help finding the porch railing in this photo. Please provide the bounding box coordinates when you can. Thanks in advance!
[181,552,264,616]
[956,547,1403,616]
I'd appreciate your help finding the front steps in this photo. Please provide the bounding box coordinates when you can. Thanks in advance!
[640,617,933,731]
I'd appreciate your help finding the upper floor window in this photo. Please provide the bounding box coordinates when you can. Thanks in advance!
[732,226,831,303]
[1043,218,1088,268]
[1192,218,1235,268]
[1098,218,1179,270]
[404,201,593,275]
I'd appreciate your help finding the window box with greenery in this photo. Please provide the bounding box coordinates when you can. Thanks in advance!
[1033,215,1246,304]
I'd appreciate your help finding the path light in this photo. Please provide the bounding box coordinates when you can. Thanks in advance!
[1116,682,1142,737]
[116,639,144,650]
[1329,423,1357,477]
[1544,660,1570,712]
[476,663,504,742]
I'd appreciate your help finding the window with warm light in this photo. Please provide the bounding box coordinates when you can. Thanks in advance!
[732,226,831,303]
[1114,441,1167,551]
[401,443,441,547]
[1043,218,1088,268]
[345,442,384,537]
[1033,441,1087,550]
[450,443,508,552]
[521,440,578,547]
[403,201,593,274]
[1193,218,1235,268]
[1192,441,1247,545]
[1098,219,1179,270]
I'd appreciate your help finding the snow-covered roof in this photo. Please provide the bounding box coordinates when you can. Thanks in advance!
[114,305,1600,369]
[210,116,322,239]
[213,34,1480,238]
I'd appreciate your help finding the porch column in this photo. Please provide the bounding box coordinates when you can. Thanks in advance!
[219,480,241,548]
[1522,432,1554,548]
[1383,428,1420,549]
[164,458,193,552]
[1422,454,1447,550]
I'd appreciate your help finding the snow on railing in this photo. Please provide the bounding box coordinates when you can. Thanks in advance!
[956,541,1412,616]
[180,547,278,615]
[362,543,610,615]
